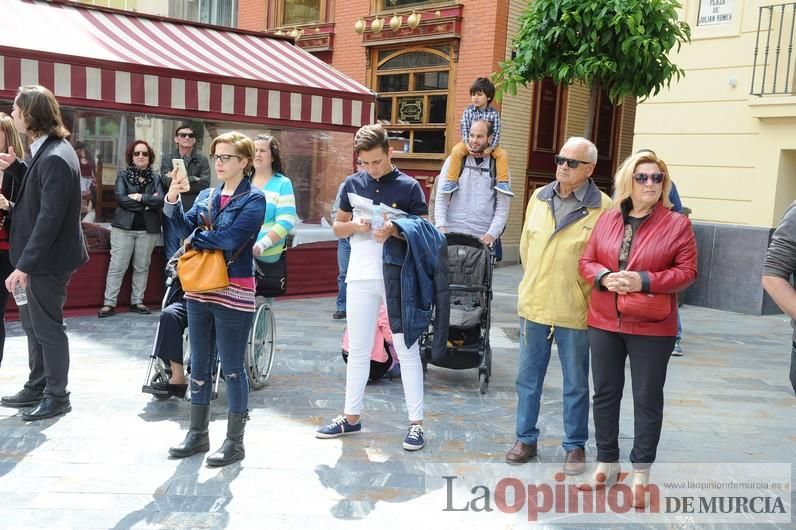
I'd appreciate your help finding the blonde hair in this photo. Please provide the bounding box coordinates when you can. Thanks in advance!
[0,112,24,156]
[209,132,254,175]
[612,151,673,210]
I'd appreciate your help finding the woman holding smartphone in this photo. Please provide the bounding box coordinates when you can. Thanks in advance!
[163,132,265,467]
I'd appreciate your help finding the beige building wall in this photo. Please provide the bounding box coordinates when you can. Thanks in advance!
[635,0,796,227]
[496,0,535,264]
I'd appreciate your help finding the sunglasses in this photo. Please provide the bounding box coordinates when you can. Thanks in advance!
[633,172,665,184]
[554,155,592,169]
[132,150,149,157]
[177,132,196,138]
[210,154,242,163]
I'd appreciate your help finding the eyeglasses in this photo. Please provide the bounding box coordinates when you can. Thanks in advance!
[633,172,665,184]
[177,132,196,138]
[210,154,242,164]
[132,151,148,157]
[554,155,593,169]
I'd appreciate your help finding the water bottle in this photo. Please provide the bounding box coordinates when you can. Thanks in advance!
[13,283,27,306]
[371,203,385,232]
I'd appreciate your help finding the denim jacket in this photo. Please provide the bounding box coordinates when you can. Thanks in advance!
[163,178,266,278]
[383,217,449,351]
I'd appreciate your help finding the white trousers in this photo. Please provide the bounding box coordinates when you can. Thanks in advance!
[344,279,424,421]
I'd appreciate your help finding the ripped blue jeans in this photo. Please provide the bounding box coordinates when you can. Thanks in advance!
[186,300,253,413]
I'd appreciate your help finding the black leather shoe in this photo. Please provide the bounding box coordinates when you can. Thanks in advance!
[332,311,346,320]
[1,388,44,408]
[151,381,187,399]
[21,397,71,421]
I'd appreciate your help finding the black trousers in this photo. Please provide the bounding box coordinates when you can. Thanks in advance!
[0,250,14,366]
[20,272,72,398]
[155,299,187,365]
[588,327,675,466]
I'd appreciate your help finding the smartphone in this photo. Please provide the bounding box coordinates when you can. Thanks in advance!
[172,159,187,179]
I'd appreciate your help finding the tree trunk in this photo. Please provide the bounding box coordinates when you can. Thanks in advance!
[583,79,601,139]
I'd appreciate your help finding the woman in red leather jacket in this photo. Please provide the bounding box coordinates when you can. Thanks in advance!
[578,151,697,507]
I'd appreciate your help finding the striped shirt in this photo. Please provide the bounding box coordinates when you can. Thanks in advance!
[460,104,501,149]
[255,173,297,260]
[185,278,256,312]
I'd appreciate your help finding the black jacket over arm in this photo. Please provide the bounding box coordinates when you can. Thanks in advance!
[6,136,89,274]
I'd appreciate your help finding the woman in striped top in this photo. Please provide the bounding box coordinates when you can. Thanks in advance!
[251,135,297,263]
[163,132,266,467]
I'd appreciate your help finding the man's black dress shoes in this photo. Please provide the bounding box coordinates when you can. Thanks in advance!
[21,397,72,421]
[1,388,44,408]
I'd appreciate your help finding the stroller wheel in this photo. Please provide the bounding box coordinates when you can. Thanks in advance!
[479,372,488,395]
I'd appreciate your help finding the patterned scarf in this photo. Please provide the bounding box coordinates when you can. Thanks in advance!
[124,165,153,189]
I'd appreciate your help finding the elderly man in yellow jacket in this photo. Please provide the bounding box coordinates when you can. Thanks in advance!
[506,137,612,475]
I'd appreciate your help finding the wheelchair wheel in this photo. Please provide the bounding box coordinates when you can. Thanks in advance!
[246,301,276,390]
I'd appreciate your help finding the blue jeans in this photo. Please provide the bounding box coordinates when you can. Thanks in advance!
[186,300,253,413]
[515,318,590,451]
[336,238,351,312]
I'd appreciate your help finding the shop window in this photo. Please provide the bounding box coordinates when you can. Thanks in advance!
[374,46,451,156]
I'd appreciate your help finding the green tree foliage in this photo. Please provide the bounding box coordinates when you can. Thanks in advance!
[495,0,690,136]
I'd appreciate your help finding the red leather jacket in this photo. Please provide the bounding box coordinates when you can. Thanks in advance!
[579,202,697,336]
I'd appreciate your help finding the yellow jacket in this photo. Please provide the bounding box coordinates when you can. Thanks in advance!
[518,179,612,330]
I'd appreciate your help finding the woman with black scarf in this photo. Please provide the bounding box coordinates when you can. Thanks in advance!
[99,140,164,317]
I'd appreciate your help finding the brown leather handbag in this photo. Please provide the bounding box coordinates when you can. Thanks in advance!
[617,292,672,321]
[178,247,229,293]
[177,189,249,293]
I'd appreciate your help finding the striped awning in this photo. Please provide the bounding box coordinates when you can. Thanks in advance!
[0,0,375,131]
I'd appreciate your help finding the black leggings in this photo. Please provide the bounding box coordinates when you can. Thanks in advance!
[588,327,675,466]
[0,250,13,366]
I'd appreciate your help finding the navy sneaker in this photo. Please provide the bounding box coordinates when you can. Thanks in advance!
[440,181,459,194]
[316,415,362,438]
[402,424,425,451]
[494,182,515,197]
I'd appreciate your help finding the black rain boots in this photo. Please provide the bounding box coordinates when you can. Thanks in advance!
[168,404,210,458]
[205,411,248,467]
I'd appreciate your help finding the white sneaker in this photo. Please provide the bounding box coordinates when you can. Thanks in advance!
[631,469,651,508]
[578,461,620,490]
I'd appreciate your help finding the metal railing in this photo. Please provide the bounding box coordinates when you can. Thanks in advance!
[751,2,796,96]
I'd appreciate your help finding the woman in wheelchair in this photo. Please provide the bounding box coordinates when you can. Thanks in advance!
[148,252,189,399]
[162,132,266,467]
[250,134,296,266]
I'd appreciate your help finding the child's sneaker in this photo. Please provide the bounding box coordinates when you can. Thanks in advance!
[316,415,362,438]
[440,181,459,194]
[494,182,514,197]
[671,339,683,357]
[402,424,425,451]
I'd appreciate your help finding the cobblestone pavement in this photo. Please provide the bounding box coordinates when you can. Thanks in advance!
[0,264,793,529]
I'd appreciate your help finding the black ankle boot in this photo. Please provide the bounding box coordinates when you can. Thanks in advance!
[206,411,248,467]
[169,404,210,458]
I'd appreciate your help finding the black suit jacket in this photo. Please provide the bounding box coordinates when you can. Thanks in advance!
[6,136,89,274]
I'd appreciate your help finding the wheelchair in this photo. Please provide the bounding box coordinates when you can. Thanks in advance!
[142,271,278,400]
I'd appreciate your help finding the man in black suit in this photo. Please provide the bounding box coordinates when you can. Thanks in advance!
[0,85,89,420]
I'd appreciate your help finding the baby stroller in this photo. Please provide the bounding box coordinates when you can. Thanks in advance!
[421,232,495,394]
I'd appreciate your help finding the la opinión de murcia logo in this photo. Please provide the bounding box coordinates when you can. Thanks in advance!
[442,473,788,522]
